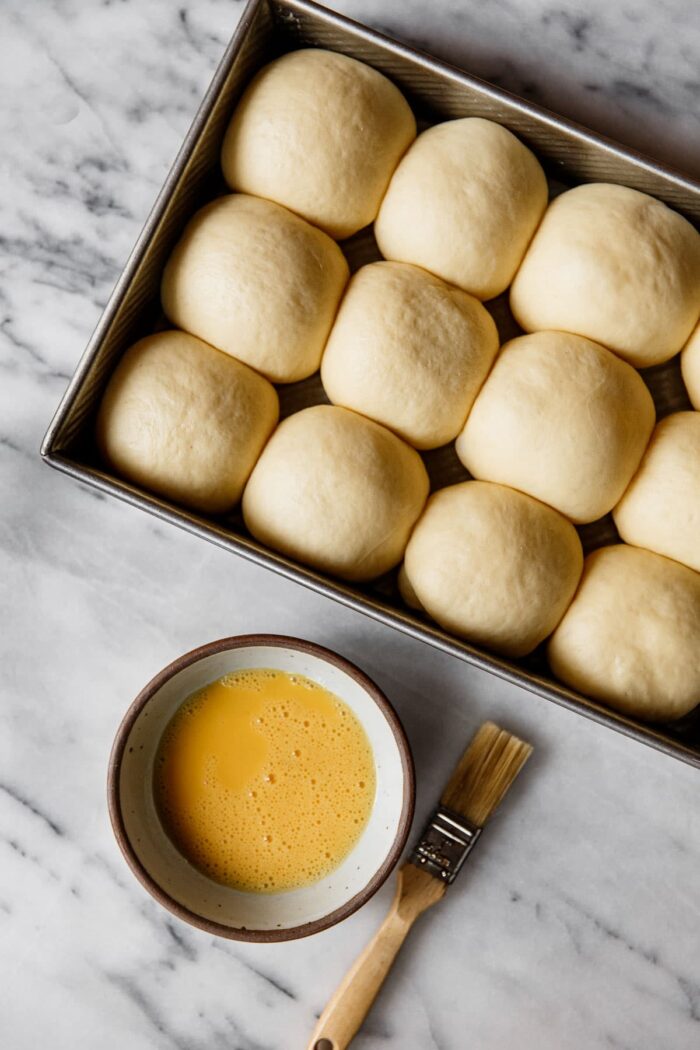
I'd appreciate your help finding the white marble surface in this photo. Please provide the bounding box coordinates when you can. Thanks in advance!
[1,1,700,1047]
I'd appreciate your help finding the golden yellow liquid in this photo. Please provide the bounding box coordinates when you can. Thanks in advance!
[154,669,376,892]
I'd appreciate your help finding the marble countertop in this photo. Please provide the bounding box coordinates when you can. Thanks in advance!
[2,1,699,1047]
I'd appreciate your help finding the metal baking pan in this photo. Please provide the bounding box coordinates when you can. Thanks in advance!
[41,0,700,768]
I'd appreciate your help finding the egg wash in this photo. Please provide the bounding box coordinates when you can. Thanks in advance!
[154,669,376,893]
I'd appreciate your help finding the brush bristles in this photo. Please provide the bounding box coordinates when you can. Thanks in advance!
[440,722,532,828]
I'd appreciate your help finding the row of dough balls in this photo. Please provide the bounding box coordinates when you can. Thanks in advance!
[242,403,700,724]
[224,49,700,366]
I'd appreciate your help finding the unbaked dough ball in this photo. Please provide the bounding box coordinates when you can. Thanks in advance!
[97,330,278,514]
[548,545,700,721]
[456,331,655,523]
[510,183,700,367]
[242,406,429,581]
[613,412,700,572]
[161,194,349,383]
[320,262,499,449]
[681,321,700,408]
[221,49,416,239]
[374,118,548,300]
[402,481,583,657]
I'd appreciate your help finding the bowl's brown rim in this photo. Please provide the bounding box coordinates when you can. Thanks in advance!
[107,633,415,942]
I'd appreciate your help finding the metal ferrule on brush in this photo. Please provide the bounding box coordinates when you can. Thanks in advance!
[410,806,482,884]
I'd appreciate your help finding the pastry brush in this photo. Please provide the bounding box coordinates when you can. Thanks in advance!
[307,721,533,1050]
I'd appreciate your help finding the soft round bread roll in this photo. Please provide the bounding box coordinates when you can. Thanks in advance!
[320,262,499,449]
[242,406,429,581]
[402,481,583,657]
[681,321,700,408]
[374,118,548,300]
[548,545,700,721]
[456,331,655,523]
[161,195,349,383]
[221,49,416,239]
[97,330,278,514]
[613,412,700,572]
[510,183,700,367]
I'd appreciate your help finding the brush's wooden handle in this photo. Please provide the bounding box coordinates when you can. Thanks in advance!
[307,865,445,1050]
[307,895,412,1050]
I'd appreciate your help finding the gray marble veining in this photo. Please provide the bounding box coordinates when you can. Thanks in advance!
[1,1,699,1047]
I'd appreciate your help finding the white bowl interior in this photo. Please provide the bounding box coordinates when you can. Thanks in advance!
[119,644,409,933]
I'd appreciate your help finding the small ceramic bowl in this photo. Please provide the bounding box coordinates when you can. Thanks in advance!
[108,634,414,942]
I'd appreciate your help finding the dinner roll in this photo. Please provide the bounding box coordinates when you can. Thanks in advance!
[613,412,700,572]
[221,49,416,239]
[456,331,655,523]
[510,183,700,367]
[97,331,278,514]
[374,118,548,300]
[681,321,700,408]
[320,262,499,449]
[548,545,700,721]
[161,195,348,383]
[402,481,583,657]
[242,406,429,581]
